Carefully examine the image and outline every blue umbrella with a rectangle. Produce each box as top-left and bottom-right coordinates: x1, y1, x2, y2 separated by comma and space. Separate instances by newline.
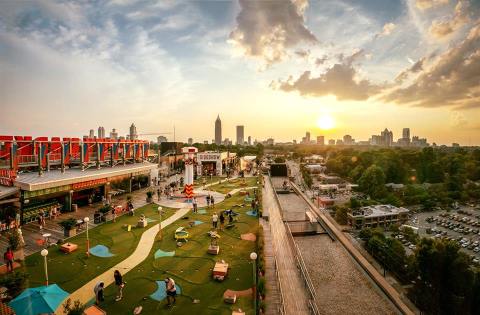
9, 284, 69, 315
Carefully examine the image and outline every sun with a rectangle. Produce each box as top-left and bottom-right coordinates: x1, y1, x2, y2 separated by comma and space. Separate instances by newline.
316, 114, 335, 130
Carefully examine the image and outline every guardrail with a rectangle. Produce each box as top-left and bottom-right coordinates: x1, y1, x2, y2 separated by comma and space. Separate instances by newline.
285, 223, 320, 315
274, 257, 286, 315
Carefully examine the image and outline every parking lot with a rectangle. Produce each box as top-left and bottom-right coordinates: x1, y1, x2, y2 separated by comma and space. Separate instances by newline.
404, 206, 480, 264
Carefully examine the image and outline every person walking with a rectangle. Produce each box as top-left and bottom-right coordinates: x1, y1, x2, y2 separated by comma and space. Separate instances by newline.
94, 282, 105, 305
210, 195, 215, 209
111, 207, 116, 223
165, 277, 177, 307
206, 195, 210, 208
4, 247, 14, 273
114, 270, 125, 301
219, 212, 225, 231
192, 197, 198, 213
212, 212, 218, 229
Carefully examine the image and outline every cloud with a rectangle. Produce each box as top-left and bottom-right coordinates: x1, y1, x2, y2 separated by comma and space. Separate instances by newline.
272, 59, 383, 101
450, 111, 468, 127
428, 0, 470, 39
395, 57, 426, 83
383, 22, 480, 109
376, 22, 396, 37
315, 55, 328, 66
295, 49, 310, 59
228, 0, 317, 66
415, 0, 449, 10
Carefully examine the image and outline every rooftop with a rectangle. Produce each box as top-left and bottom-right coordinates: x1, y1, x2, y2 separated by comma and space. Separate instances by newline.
351, 204, 409, 218
14, 162, 157, 191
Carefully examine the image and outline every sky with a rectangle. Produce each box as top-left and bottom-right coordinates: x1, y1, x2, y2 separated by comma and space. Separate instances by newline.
0, 0, 479, 145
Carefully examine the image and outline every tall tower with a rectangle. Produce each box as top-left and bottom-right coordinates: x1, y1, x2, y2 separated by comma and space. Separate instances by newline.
215, 115, 222, 145
98, 126, 105, 139
236, 125, 244, 145
402, 128, 410, 140
129, 123, 138, 140
89, 129, 95, 138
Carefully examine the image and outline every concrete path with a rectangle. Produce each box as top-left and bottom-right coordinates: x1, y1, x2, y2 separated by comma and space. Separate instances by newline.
262, 176, 310, 315
55, 207, 190, 313
227, 186, 258, 196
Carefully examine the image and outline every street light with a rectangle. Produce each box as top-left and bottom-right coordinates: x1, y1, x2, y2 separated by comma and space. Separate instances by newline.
40, 249, 49, 286
84, 217, 90, 257
250, 252, 258, 313
157, 207, 163, 240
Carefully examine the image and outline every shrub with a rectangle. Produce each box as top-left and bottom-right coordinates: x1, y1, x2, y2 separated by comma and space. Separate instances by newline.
257, 277, 266, 297
7, 230, 21, 250
59, 218, 77, 231
146, 191, 153, 198
0, 271, 29, 297
98, 205, 111, 214
62, 298, 86, 315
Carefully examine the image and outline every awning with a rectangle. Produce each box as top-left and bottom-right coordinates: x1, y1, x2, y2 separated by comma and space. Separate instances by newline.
0, 185, 19, 200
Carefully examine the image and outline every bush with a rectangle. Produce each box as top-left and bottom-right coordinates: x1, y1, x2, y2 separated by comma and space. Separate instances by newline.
257, 277, 266, 297
7, 230, 21, 250
146, 191, 153, 198
98, 205, 111, 214
62, 298, 86, 315
58, 218, 77, 231
0, 271, 29, 297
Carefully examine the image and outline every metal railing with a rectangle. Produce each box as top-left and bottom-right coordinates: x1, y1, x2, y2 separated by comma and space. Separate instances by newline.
274, 257, 287, 315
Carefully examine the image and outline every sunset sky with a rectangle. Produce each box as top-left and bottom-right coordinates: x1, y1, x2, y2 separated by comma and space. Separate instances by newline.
1, 0, 479, 145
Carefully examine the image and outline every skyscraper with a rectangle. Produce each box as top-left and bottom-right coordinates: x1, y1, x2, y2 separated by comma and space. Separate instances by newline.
381, 128, 393, 146
317, 136, 325, 145
215, 115, 222, 145
188, 138, 193, 145
236, 125, 244, 145
306, 131, 311, 143
110, 128, 118, 140
89, 129, 95, 138
248, 136, 252, 146
98, 126, 105, 139
129, 123, 138, 140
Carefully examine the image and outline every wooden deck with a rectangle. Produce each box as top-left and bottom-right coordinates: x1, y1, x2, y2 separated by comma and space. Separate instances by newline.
260, 219, 282, 315
262, 176, 310, 315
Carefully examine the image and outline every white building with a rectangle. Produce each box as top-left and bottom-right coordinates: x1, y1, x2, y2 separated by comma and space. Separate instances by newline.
196, 151, 237, 176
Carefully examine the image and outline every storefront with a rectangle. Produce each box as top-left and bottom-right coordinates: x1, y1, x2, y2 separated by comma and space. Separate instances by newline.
14, 162, 158, 224
196, 152, 237, 176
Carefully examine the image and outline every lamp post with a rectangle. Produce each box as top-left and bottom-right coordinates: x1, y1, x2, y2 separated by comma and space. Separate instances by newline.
157, 207, 163, 240
250, 252, 258, 314
84, 217, 90, 257
40, 249, 49, 286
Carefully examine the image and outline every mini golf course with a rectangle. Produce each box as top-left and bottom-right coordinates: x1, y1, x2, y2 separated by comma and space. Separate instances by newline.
100, 185, 260, 315
23, 204, 176, 293
208, 177, 258, 194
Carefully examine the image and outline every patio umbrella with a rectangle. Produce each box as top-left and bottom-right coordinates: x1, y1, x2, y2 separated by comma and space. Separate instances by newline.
9, 284, 69, 315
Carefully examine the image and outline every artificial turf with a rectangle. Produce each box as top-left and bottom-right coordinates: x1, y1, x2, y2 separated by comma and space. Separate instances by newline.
208, 177, 258, 194
100, 186, 260, 315
22, 204, 176, 293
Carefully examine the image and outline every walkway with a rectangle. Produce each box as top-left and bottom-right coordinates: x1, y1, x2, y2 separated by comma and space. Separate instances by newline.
262, 176, 310, 315
260, 219, 282, 315
55, 207, 190, 313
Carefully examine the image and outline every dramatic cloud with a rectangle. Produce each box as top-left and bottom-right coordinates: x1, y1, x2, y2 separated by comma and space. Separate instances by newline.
315, 55, 328, 66
229, 0, 317, 66
395, 57, 426, 83
429, 0, 470, 39
376, 22, 397, 37
416, 0, 449, 10
383, 22, 480, 108
272, 61, 383, 101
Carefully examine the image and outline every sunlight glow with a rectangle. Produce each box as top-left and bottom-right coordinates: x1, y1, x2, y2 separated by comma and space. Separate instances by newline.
317, 114, 335, 130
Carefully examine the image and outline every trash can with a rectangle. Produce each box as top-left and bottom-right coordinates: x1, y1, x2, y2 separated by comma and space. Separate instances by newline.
72, 204, 78, 212
94, 213, 102, 224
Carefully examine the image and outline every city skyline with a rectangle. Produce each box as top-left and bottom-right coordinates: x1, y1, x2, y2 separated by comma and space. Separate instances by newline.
1, 1, 479, 146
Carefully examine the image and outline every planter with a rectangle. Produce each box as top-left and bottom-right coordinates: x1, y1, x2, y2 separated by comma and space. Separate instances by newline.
13, 248, 25, 261
64, 228, 76, 238
146, 197, 153, 203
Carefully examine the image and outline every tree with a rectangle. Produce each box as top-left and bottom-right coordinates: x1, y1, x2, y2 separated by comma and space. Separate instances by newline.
334, 206, 349, 225
358, 165, 387, 199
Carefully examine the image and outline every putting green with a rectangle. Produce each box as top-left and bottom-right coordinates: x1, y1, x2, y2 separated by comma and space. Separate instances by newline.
100, 182, 260, 315
23, 204, 176, 293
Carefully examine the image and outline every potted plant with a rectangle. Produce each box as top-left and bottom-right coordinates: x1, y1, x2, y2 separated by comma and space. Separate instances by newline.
7, 229, 25, 261
62, 298, 85, 315
0, 271, 29, 298
59, 218, 77, 237
146, 191, 153, 203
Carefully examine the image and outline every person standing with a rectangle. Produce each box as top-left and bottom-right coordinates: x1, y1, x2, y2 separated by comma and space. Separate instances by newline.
157, 188, 161, 201
165, 277, 177, 306
114, 270, 124, 301
4, 248, 14, 273
111, 207, 116, 223
210, 195, 215, 209
212, 212, 218, 229
192, 197, 198, 213
219, 212, 225, 231
206, 195, 210, 208
94, 282, 105, 305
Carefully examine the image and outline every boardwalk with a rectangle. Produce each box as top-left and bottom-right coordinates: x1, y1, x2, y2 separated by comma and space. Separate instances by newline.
260, 219, 282, 315
262, 176, 310, 315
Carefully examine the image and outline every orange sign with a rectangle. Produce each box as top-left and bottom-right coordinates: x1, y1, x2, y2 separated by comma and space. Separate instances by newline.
0, 169, 16, 186
72, 178, 107, 190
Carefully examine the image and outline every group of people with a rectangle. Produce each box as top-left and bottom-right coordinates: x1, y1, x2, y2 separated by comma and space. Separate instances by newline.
94, 270, 125, 305
1, 212, 20, 232
211, 210, 234, 230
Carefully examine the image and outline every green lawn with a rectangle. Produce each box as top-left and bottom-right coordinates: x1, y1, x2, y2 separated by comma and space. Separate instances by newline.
100, 191, 259, 315
208, 177, 258, 194
23, 204, 176, 293
194, 176, 224, 187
